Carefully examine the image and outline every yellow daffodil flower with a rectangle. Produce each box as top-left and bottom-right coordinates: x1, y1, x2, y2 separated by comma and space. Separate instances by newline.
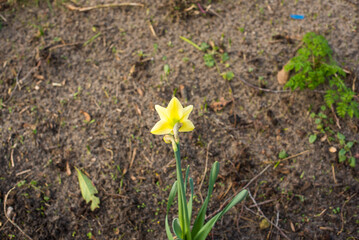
151, 97, 194, 135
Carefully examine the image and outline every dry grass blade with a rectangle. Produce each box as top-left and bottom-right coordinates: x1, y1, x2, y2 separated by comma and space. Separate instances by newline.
198, 141, 212, 203
65, 3, 144, 12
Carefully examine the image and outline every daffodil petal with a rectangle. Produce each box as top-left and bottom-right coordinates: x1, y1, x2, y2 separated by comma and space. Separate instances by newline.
151, 120, 173, 135
155, 105, 169, 121
180, 105, 193, 121
167, 97, 183, 121
179, 119, 195, 132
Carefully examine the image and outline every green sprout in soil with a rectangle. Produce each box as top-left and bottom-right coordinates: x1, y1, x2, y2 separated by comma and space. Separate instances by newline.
337, 133, 356, 167
309, 106, 356, 167
151, 97, 248, 240
278, 150, 288, 159
180, 36, 235, 82
284, 32, 359, 118
309, 105, 334, 143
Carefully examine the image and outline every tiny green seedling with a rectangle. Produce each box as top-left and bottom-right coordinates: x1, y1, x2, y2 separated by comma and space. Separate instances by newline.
221, 71, 234, 81
164, 64, 171, 76
309, 107, 356, 167
309, 106, 335, 143
285, 32, 359, 118
336, 133, 356, 167
180, 36, 235, 82
278, 150, 288, 159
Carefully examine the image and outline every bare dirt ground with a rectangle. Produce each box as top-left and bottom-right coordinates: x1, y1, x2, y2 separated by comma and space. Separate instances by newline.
0, 0, 359, 239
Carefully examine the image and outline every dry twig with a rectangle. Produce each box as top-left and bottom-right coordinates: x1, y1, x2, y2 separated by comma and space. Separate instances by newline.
238, 76, 290, 93
148, 21, 157, 38
0, 13, 6, 22
246, 191, 290, 240
330, 105, 341, 129
198, 141, 212, 203
337, 193, 357, 235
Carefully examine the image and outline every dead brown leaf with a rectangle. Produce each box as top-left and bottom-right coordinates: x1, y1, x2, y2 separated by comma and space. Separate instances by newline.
179, 84, 188, 100
290, 221, 296, 232
137, 88, 144, 97
135, 105, 141, 115
66, 161, 72, 176
210, 97, 232, 112
80, 110, 91, 122
129, 65, 135, 77
34, 74, 45, 80
23, 123, 36, 130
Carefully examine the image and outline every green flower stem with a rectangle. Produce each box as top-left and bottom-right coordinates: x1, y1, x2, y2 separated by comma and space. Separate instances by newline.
174, 143, 191, 240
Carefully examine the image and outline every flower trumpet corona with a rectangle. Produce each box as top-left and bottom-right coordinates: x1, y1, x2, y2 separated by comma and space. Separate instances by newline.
150, 97, 194, 136
151, 97, 248, 240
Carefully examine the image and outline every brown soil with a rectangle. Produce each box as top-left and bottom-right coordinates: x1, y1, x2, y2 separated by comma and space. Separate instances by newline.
1, 0, 359, 239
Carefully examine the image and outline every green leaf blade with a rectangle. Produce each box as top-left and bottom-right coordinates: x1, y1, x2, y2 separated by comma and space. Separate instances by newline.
75, 167, 100, 211
191, 162, 220, 237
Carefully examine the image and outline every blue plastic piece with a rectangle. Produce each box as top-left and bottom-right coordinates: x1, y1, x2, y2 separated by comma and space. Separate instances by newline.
290, 14, 305, 20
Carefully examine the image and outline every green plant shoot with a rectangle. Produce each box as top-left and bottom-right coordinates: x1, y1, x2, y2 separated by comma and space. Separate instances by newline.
151, 97, 248, 240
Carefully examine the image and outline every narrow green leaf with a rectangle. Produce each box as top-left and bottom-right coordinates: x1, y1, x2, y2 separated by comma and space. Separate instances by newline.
167, 181, 178, 213
172, 218, 183, 239
187, 178, 194, 222
75, 167, 100, 211
193, 190, 248, 240
192, 162, 220, 237
180, 36, 202, 51
165, 215, 175, 240
273, 160, 281, 169
184, 166, 190, 193
83, 32, 101, 47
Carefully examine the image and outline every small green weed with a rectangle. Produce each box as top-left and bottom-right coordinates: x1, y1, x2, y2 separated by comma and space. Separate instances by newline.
278, 150, 288, 159
285, 32, 359, 118
337, 133, 356, 167
180, 36, 235, 82
309, 106, 356, 167
309, 105, 334, 143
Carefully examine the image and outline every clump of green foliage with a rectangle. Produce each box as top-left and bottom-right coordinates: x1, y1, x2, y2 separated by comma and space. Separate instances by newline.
284, 32, 359, 118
